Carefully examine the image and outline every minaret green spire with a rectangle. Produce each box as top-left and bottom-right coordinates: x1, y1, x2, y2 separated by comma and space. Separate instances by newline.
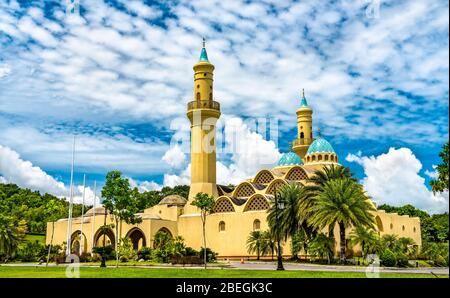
300, 88, 308, 107
199, 37, 209, 62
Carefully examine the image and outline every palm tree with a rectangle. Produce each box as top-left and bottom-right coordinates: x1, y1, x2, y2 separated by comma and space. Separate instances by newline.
308, 233, 335, 264
398, 237, 416, 257
349, 226, 380, 262
267, 183, 309, 241
153, 230, 172, 250
381, 234, 400, 252
305, 165, 356, 238
246, 231, 265, 260
309, 178, 376, 263
0, 215, 27, 262
262, 230, 276, 260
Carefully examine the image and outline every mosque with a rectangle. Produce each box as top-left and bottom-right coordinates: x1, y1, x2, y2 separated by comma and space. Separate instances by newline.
47, 43, 421, 259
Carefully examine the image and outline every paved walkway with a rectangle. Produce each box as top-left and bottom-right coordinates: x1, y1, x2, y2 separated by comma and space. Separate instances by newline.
228, 261, 449, 275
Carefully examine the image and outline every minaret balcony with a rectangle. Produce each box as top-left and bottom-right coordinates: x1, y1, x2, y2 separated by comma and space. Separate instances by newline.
292, 138, 313, 146
187, 100, 220, 112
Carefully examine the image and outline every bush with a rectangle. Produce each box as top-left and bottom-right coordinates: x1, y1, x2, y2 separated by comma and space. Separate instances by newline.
137, 247, 152, 260
18, 241, 46, 262
184, 247, 199, 256
92, 245, 115, 260
380, 249, 396, 267
152, 248, 170, 263
434, 255, 447, 267
396, 252, 409, 267
79, 252, 92, 262
199, 247, 218, 262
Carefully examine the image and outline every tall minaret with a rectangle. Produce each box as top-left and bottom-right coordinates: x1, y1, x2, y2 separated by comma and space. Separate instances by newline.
185, 39, 221, 213
292, 89, 313, 159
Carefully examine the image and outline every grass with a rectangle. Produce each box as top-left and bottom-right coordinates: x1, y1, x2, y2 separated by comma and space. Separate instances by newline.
0, 266, 446, 278
21, 234, 46, 246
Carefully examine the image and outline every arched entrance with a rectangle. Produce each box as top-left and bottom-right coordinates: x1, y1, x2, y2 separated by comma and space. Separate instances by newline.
94, 228, 116, 248
71, 231, 87, 255
153, 227, 173, 249
126, 228, 146, 250
375, 216, 384, 234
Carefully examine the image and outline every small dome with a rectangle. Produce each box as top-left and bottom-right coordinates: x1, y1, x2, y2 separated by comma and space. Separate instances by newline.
307, 137, 335, 154
158, 195, 187, 206
277, 152, 303, 166
84, 206, 108, 216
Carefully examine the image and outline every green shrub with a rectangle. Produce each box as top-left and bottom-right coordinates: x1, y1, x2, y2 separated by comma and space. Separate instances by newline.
92, 245, 115, 260
137, 247, 152, 260
152, 248, 170, 263
380, 249, 396, 267
18, 241, 46, 262
396, 252, 409, 267
199, 247, 218, 262
434, 255, 447, 267
184, 247, 199, 256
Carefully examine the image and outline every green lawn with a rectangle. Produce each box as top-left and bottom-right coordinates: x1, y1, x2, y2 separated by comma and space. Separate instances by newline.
22, 234, 46, 245
0, 266, 445, 278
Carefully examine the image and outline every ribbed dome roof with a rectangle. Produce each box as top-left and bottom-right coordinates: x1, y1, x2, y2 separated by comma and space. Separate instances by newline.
306, 137, 335, 154
277, 151, 303, 166
158, 195, 187, 206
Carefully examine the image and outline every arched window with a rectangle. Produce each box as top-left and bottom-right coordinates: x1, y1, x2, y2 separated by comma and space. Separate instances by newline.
196, 92, 201, 100
390, 223, 393, 230
253, 219, 261, 231
325, 155, 329, 161
197, 84, 200, 89
318, 155, 323, 161
209, 93, 212, 100
312, 155, 316, 161
413, 227, 416, 233
300, 132, 304, 139
219, 221, 225, 232
375, 216, 383, 232
402, 225, 405, 231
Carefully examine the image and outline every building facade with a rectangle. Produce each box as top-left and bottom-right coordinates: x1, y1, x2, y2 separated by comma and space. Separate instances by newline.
47, 44, 421, 259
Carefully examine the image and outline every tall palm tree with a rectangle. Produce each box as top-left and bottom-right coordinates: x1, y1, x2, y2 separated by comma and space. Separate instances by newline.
267, 183, 309, 241
309, 178, 376, 262
246, 231, 265, 260
398, 237, 416, 257
0, 215, 27, 262
381, 234, 400, 252
349, 226, 380, 262
305, 165, 356, 238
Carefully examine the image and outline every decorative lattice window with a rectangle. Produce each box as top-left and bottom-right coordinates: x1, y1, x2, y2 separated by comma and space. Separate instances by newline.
244, 196, 270, 211
253, 219, 261, 230
234, 183, 256, 197
266, 181, 286, 195
254, 170, 274, 184
214, 199, 235, 213
286, 168, 308, 181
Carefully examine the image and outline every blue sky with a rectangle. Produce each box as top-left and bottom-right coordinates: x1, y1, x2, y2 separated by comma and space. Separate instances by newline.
0, 0, 448, 212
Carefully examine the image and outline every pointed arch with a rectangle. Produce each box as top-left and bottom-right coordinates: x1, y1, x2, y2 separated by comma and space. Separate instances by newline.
94, 227, 115, 248
126, 227, 147, 250
70, 230, 87, 254
284, 166, 309, 181
233, 182, 257, 197
213, 197, 235, 213
265, 179, 288, 195
243, 194, 270, 212
253, 169, 275, 184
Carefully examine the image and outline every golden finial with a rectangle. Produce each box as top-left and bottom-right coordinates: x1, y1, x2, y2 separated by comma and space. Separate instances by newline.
302, 88, 305, 99
202, 37, 206, 48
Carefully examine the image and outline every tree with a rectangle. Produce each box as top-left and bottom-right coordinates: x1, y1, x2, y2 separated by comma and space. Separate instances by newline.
349, 226, 380, 261
262, 230, 276, 260
45, 199, 65, 266
430, 142, 449, 193
0, 215, 27, 262
267, 183, 311, 242
308, 233, 335, 264
381, 234, 400, 252
101, 170, 141, 267
309, 178, 376, 263
153, 230, 172, 250
398, 237, 416, 257
246, 231, 265, 260
190, 192, 215, 269
305, 164, 356, 253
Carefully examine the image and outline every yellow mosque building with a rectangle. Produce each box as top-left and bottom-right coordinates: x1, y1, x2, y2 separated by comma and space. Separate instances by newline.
47, 43, 421, 259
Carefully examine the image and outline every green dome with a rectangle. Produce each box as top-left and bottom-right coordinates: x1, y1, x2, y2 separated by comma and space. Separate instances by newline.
278, 152, 303, 166
306, 137, 335, 154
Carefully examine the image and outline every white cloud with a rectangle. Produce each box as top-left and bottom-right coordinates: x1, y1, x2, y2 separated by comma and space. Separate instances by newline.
346, 147, 449, 214
424, 165, 439, 179
162, 144, 186, 169
128, 177, 162, 192
0, 144, 67, 196
162, 116, 281, 186
0, 64, 10, 79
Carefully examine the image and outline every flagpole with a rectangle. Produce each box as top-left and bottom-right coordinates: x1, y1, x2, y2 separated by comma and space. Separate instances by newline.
91, 180, 97, 254
79, 174, 86, 257
66, 135, 76, 256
